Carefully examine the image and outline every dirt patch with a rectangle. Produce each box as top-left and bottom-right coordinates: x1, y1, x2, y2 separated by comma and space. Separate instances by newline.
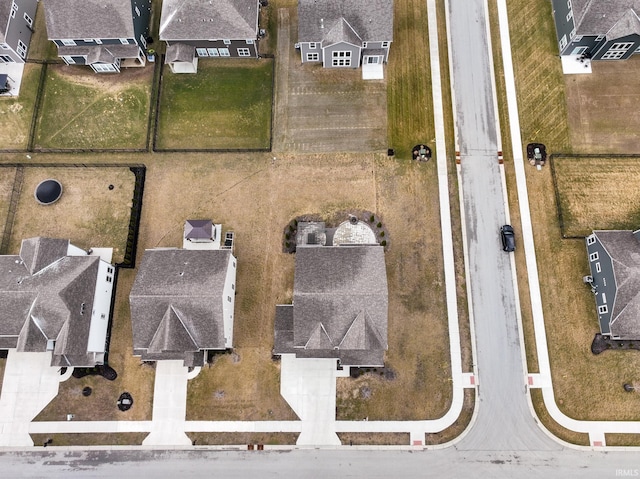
565, 56, 640, 154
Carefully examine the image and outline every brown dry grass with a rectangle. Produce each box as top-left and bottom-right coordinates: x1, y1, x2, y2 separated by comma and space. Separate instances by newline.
565, 57, 640, 154
0, 166, 17, 248
605, 433, 640, 447
30, 433, 147, 447
337, 433, 410, 446
187, 432, 299, 446
553, 156, 640, 237
529, 390, 590, 446
0, 63, 41, 149
35, 269, 155, 422
7, 166, 136, 263
425, 389, 475, 445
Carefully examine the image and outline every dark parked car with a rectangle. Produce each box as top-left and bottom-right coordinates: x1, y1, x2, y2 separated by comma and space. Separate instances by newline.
500, 224, 515, 252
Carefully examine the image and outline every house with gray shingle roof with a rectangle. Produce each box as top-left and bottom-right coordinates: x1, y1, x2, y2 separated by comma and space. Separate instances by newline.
0, 0, 37, 64
0, 237, 116, 367
585, 230, 640, 339
129, 221, 237, 367
42, 0, 151, 73
274, 245, 388, 366
552, 0, 640, 60
159, 0, 260, 74
297, 0, 393, 76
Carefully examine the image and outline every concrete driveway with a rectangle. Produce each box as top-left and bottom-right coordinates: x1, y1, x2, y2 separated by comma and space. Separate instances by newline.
0, 350, 62, 447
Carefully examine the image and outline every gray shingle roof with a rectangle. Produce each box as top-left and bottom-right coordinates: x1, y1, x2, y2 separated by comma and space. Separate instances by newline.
0, 237, 102, 367
573, 0, 640, 36
166, 43, 196, 62
0, 0, 11, 43
274, 245, 388, 366
43, 0, 135, 40
130, 248, 232, 364
185, 219, 213, 240
159, 0, 259, 41
57, 44, 141, 62
592, 230, 640, 339
298, 0, 393, 44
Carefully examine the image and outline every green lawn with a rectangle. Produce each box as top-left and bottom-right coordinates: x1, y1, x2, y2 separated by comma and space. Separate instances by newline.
386, 0, 435, 160
156, 59, 273, 150
35, 66, 151, 150
0, 64, 41, 149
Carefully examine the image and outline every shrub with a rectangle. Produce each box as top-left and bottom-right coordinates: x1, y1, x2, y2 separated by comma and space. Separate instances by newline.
381, 240, 387, 246
377, 222, 382, 228
370, 215, 375, 222
380, 231, 385, 237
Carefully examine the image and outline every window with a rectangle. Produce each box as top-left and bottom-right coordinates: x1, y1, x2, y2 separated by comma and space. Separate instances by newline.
569, 27, 576, 39
24, 12, 33, 27
601, 42, 634, 59
106, 275, 112, 282
16, 39, 26, 58
601, 293, 607, 304
140, 34, 147, 48
595, 262, 601, 273
119, 38, 129, 45
0, 43, 8, 49
107, 267, 114, 274
559, 34, 567, 51
62, 55, 75, 64
233, 261, 236, 267
309, 42, 317, 49
567, 0, 571, 8
135, 5, 140, 16
223, 39, 231, 45
237, 48, 251, 56
61, 39, 76, 46
219, 48, 230, 56
96, 38, 102, 44
246, 39, 254, 44
381, 41, 389, 48
231, 284, 235, 290
595, 35, 604, 42
101, 313, 106, 319
572, 35, 582, 43
94, 63, 117, 72
603, 278, 607, 286
83, 38, 94, 43
0, 55, 13, 63
566, 10, 573, 21
362, 42, 368, 48
598, 305, 608, 314
331, 50, 351, 67
10, 2, 17, 18
306, 52, 319, 61
589, 252, 599, 261
207, 48, 219, 56
196, 48, 208, 57
587, 235, 596, 245
227, 296, 232, 302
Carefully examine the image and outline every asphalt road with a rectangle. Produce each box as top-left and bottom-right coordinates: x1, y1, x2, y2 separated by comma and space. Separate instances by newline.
0, 448, 638, 478
447, 0, 556, 452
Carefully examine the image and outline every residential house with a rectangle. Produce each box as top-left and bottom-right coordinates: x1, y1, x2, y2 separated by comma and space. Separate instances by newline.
275, 220, 388, 366
585, 230, 640, 339
0, 0, 37, 64
0, 237, 116, 367
42, 0, 151, 73
552, 0, 640, 60
129, 220, 236, 367
297, 0, 393, 73
159, 0, 260, 74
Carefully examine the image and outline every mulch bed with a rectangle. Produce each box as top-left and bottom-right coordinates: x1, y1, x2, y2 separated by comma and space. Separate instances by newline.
72, 364, 118, 381
591, 333, 640, 355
